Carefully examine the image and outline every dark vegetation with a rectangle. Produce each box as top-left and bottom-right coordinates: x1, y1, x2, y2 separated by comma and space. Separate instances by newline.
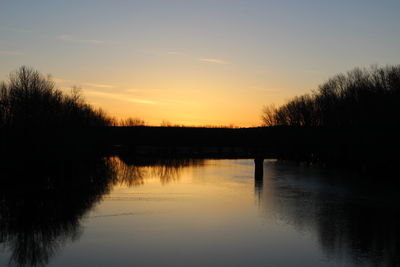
0, 66, 112, 129
261, 65, 400, 171
262, 65, 400, 127
0, 66, 114, 157
1, 65, 399, 172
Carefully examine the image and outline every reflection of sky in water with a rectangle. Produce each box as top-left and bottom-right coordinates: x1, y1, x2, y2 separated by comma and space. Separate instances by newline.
1, 159, 398, 267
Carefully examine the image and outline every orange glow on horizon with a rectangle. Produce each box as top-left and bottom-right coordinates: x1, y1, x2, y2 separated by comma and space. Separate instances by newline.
56, 69, 305, 127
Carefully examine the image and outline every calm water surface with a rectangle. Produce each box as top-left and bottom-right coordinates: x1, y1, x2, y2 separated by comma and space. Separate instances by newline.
1, 158, 399, 267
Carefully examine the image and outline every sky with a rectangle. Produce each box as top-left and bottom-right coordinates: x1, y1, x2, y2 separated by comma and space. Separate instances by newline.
1, 0, 400, 126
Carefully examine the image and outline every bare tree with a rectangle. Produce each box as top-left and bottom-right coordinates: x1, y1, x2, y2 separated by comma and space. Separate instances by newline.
261, 65, 400, 128
262, 104, 278, 126
0, 66, 113, 128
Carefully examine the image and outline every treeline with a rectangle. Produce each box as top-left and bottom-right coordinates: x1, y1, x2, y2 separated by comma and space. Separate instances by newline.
263, 65, 400, 128
261, 65, 400, 171
0, 66, 113, 129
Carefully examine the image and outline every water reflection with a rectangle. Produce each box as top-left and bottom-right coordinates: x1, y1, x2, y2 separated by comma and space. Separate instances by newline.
0, 158, 116, 267
2, 158, 399, 267
254, 158, 264, 199
0, 156, 202, 266
254, 162, 400, 267
115, 156, 204, 186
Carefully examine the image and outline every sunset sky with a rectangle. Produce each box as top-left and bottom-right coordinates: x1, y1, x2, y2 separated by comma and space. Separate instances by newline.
1, 0, 400, 126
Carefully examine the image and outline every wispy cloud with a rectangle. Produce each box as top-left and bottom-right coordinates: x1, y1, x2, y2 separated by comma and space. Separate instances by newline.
58, 35, 74, 41
167, 51, 188, 56
199, 58, 227, 64
58, 34, 105, 44
53, 77, 70, 83
0, 50, 23, 56
138, 49, 228, 65
83, 82, 114, 88
84, 90, 158, 105
125, 88, 166, 93
126, 98, 158, 105
53, 77, 114, 89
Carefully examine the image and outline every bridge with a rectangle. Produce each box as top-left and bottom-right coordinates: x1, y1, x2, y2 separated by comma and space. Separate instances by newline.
104, 126, 316, 159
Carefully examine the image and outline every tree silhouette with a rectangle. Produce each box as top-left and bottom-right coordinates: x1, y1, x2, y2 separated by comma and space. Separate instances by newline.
262, 65, 400, 128
0, 66, 113, 129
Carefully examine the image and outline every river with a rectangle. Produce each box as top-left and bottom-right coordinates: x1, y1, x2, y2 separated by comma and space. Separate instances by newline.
0, 158, 398, 267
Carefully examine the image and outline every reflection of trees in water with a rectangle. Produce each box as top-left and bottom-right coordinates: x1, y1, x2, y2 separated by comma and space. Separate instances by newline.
0, 157, 117, 267
316, 201, 399, 267
114, 156, 204, 186
111, 157, 146, 187
0, 156, 203, 266
256, 163, 400, 267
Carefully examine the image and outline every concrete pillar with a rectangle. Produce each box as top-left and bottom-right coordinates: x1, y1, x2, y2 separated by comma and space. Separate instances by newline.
254, 157, 264, 191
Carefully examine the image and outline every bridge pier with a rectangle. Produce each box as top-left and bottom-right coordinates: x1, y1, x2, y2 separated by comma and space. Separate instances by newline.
254, 157, 264, 191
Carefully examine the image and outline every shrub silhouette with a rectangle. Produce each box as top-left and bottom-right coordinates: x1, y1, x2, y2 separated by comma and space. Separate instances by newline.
262, 65, 400, 128
0, 66, 113, 129
119, 117, 146, 126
